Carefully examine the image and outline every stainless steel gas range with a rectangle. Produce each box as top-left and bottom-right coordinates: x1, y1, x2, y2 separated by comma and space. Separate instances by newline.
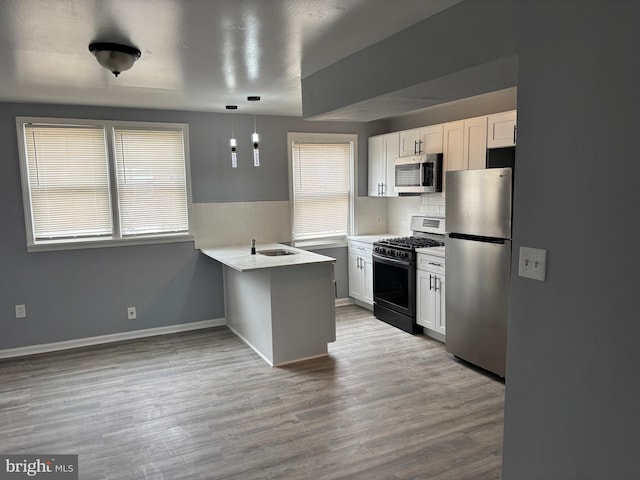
372, 216, 446, 333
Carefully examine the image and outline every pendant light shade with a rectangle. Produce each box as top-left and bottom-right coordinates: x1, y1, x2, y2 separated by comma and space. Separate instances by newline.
248, 96, 261, 167
226, 105, 238, 168
251, 132, 260, 167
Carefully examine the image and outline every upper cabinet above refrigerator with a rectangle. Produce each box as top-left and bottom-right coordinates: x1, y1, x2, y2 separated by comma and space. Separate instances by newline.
443, 116, 488, 173
487, 110, 517, 148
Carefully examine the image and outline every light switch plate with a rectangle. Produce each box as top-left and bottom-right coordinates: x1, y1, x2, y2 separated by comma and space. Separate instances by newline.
15, 304, 26, 319
518, 246, 547, 281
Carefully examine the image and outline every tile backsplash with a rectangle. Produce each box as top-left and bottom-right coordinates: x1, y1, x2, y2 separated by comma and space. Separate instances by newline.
192, 201, 291, 248
387, 193, 446, 235
192, 193, 445, 248
354, 196, 388, 235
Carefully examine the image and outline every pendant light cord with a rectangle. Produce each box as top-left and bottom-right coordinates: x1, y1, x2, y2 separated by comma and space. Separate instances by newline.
253, 101, 257, 133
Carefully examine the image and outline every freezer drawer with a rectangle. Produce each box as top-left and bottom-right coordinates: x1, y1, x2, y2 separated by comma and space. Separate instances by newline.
445, 235, 511, 377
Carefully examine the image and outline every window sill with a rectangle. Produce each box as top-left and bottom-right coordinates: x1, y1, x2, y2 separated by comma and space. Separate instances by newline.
293, 239, 348, 251
27, 234, 195, 252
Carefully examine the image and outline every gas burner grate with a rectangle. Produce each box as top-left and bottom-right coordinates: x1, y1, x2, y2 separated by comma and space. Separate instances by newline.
376, 236, 444, 249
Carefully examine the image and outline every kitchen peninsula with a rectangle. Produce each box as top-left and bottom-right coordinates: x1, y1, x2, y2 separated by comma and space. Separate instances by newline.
201, 243, 336, 366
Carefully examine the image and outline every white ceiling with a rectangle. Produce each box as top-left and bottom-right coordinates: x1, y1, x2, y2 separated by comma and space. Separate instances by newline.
0, 0, 462, 117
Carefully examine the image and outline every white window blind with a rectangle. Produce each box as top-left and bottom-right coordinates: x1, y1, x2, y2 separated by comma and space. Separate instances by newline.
291, 141, 351, 242
17, 117, 191, 250
114, 128, 189, 236
23, 124, 112, 240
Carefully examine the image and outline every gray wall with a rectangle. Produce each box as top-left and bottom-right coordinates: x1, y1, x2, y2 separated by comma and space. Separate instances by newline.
0, 102, 381, 350
303, 0, 640, 478
504, 2, 640, 478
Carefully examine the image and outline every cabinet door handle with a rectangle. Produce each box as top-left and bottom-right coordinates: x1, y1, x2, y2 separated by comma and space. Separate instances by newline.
418, 139, 423, 154
414, 140, 418, 155
434, 276, 440, 292
428, 262, 442, 267
382, 183, 386, 195
514, 125, 517, 144
378, 183, 382, 196
357, 257, 360, 269
429, 274, 433, 291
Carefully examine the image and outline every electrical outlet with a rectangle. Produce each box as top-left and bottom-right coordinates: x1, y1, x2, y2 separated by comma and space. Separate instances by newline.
15, 304, 26, 319
127, 307, 137, 320
518, 246, 547, 281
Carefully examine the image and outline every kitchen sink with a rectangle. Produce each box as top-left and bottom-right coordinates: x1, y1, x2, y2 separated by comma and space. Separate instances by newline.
257, 249, 297, 256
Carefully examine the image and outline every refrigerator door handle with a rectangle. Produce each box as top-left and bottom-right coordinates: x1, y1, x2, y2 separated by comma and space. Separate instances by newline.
448, 232, 507, 244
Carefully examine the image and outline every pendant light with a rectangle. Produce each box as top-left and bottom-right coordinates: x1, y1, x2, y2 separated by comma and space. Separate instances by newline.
226, 105, 238, 168
248, 96, 261, 167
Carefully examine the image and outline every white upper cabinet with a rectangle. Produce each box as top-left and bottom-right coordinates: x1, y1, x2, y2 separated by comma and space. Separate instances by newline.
464, 116, 488, 170
399, 128, 421, 157
420, 124, 444, 154
368, 135, 383, 197
443, 120, 465, 172
368, 132, 399, 197
487, 110, 517, 148
399, 125, 444, 156
444, 117, 488, 174
370, 109, 515, 194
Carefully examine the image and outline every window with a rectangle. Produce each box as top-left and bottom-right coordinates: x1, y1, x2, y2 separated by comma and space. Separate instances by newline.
16, 117, 192, 251
288, 133, 356, 246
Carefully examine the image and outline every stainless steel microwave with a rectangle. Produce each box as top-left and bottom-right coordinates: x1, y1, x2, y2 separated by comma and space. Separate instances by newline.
394, 154, 443, 194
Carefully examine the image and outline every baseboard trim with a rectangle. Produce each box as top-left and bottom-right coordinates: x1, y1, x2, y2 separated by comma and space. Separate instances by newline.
335, 297, 354, 307
2, 300, 352, 360
0, 318, 226, 360
227, 324, 274, 366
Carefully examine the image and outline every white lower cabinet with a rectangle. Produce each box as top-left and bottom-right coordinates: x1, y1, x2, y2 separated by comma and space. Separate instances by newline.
348, 241, 374, 307
416, 252, 446, 337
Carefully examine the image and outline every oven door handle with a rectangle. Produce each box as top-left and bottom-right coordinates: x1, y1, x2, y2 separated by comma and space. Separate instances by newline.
372, 253, 412, 267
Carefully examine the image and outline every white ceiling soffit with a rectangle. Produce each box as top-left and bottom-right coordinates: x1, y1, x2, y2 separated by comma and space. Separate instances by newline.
0, 0, 462, 117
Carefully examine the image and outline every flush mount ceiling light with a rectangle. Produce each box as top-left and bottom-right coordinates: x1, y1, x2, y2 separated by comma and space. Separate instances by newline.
88, 42, 141, 77
248, 96, 261, 167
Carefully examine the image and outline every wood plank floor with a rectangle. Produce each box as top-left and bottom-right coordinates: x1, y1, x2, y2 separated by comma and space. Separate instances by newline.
0, 305, 504, 479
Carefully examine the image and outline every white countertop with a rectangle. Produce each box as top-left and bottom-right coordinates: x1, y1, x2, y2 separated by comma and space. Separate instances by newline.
347, 234, 392, 244
201, 243, 336, 272
415, 245, 446, 258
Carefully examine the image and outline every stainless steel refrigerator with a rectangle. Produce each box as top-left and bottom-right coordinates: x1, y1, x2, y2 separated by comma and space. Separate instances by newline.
445, 167, 512, 377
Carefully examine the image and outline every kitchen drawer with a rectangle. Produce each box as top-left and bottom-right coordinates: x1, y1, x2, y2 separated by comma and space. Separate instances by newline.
417, 253, 445, 274
348, 240, 372, 256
